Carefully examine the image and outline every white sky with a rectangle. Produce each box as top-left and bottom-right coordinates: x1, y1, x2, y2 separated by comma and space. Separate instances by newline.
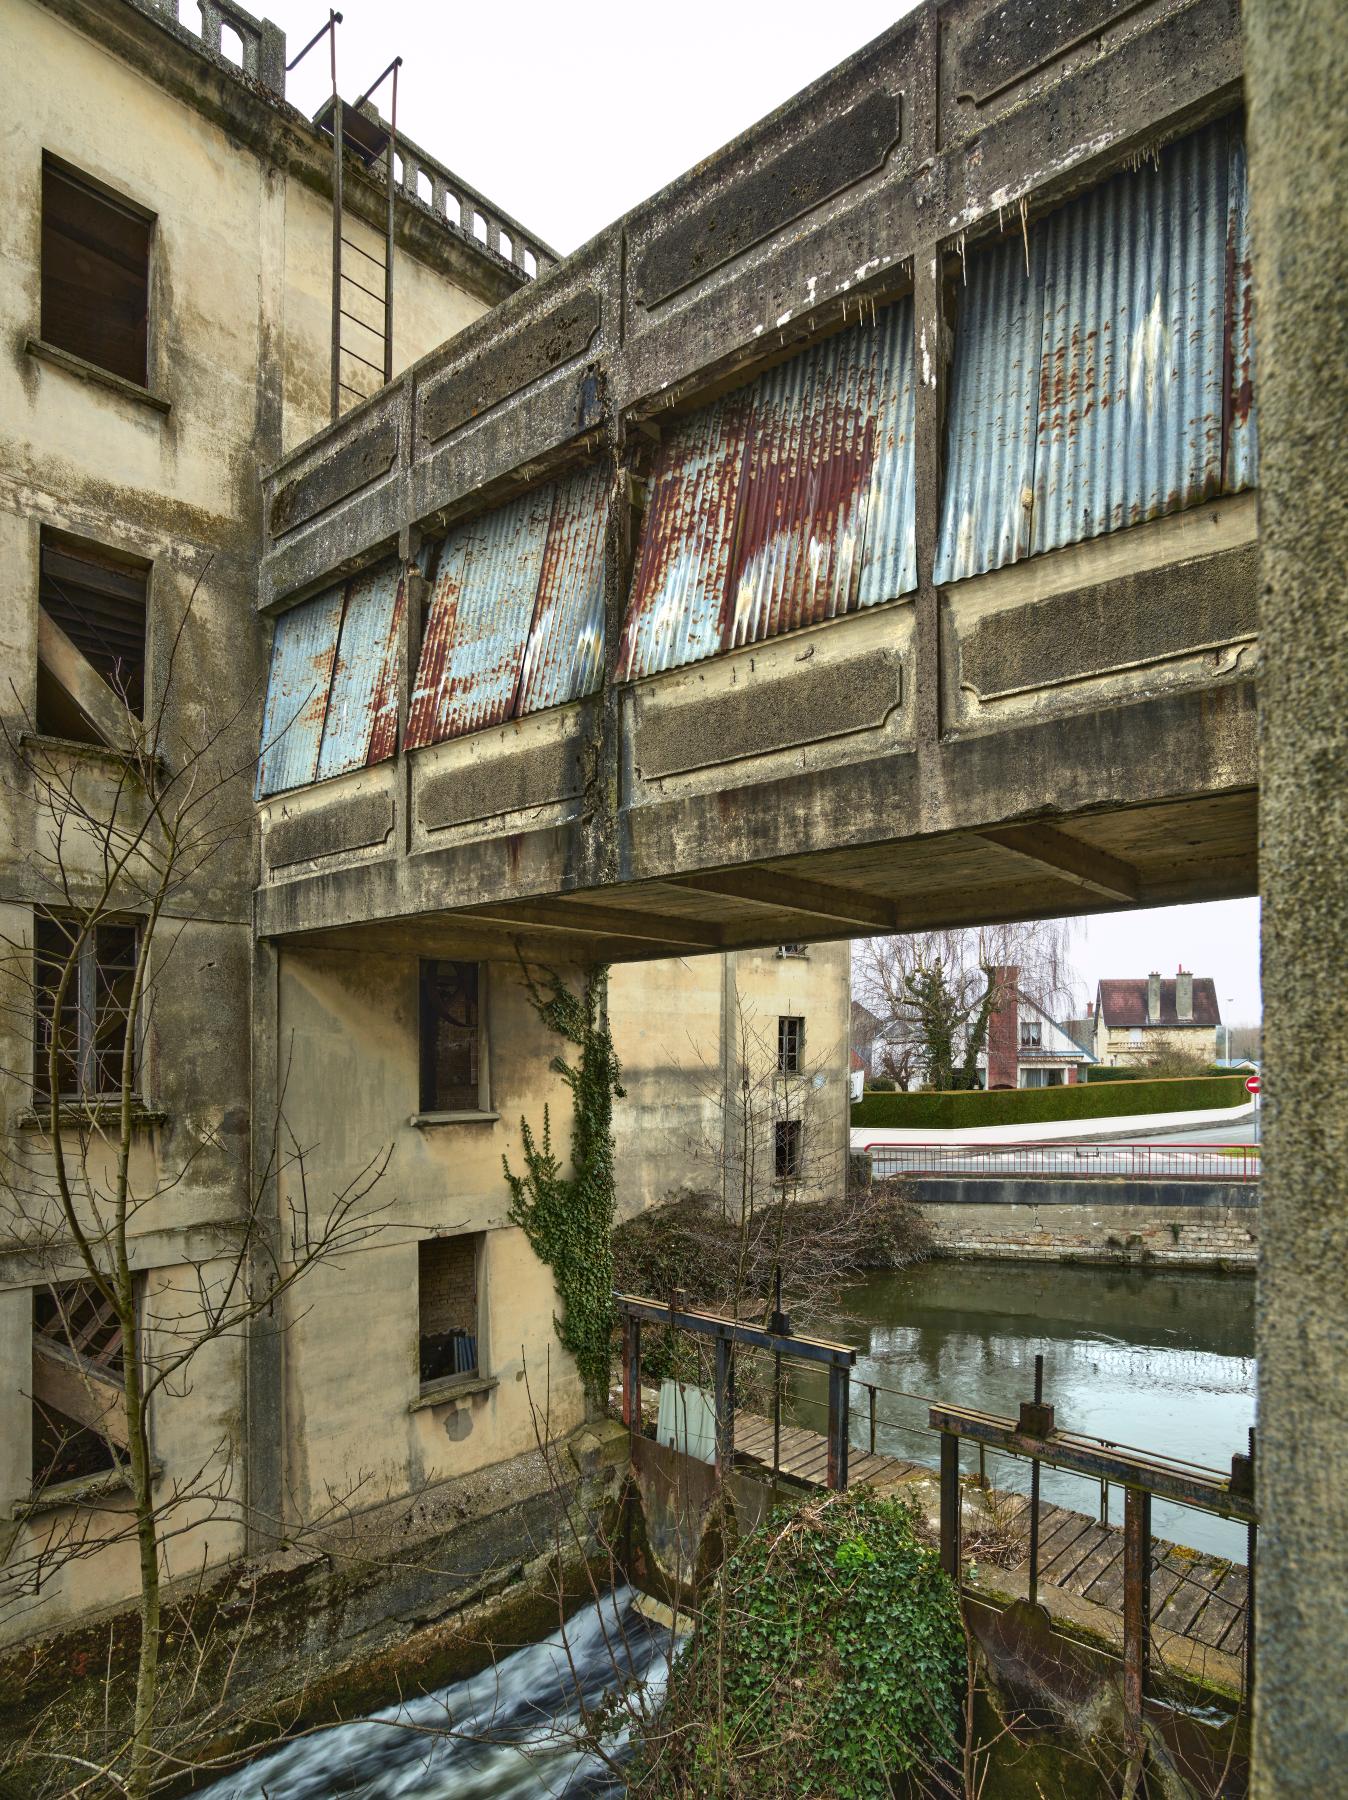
261, 0, 1263, 1024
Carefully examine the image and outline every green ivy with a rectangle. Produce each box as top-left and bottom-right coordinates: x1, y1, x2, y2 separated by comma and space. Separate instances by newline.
637, 1490, 964, 1797
503, 963, 624, 1409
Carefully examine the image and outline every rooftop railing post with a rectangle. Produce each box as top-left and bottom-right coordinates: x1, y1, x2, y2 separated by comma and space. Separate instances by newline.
827, 1362, 850, 1491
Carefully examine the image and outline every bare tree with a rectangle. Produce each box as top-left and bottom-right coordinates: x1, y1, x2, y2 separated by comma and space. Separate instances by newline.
853, 919, 1080, 1091
0, 585, 394, 1798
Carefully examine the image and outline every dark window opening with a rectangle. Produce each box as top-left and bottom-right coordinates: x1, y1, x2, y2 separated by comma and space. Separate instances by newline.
776, 943, 807, 959
419, 960, 482, 1113
34, 913, 139, 1102
778, 1014, 804, 1074
41, 158, 152, 386
418, 1236, 480, 1385
38, 533, 149, 732
31, 1280, 128, 1488
774, 1118, 802, 1181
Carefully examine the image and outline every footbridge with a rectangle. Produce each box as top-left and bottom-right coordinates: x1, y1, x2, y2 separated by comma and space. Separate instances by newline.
253, 0, 1255, 963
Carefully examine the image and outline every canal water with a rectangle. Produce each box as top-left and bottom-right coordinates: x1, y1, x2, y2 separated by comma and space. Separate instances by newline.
795, 1260, 1256, 1561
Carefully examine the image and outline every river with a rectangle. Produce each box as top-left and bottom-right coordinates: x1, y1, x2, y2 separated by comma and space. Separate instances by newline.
792, 1259, 1256, 1561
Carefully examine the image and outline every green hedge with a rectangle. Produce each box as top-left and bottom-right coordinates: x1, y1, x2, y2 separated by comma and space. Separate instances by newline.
851, 1074, 1249, 1131
1085, 1063, 1230, 1083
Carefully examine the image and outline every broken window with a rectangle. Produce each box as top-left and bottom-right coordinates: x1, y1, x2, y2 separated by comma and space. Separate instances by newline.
41, 156, 152, 386
776, 944, 807, 959
418, 1236, 481, 1386
774, 1118, 803, 1181
31, 1280, 129, 1489
418, 960, 484, 1114
37, 533, 149, 740
778, 1015, 804, 1075
34, 913, 139, 1103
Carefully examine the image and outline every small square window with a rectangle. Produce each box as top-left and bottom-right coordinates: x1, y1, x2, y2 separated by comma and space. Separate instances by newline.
774, 1118, 802, 1181
418, 960, 484, 1114
776, 943, 807, 959
31, 1279, 129, 1488
418, 1236, 481, 1386
778, 1015, 804, 1074
41, 157, 152, 386
34, 913, 140, 1102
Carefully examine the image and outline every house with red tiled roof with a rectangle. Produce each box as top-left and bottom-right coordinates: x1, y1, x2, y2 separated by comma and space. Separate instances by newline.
1092, 969, 1222, 1067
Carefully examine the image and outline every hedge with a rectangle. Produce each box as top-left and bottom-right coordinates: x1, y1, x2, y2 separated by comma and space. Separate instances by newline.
1085, 1063, 1230, 1083
851, 1074, 1249, 1131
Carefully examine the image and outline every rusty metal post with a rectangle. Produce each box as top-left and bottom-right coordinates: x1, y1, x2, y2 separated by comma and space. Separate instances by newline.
1123, 1485, 1152, 1730
1027, 1355, 1045, 1606
939, 1432, 962, 1581
330, 92, 343, 422
621, 1316, 641, 1440
714, 1332, 735, 1476
868, 1382, 877, 1458
772, 1351, 782, 1475
826, 1362, 850, 1491
1246, 1520, 1257, 1699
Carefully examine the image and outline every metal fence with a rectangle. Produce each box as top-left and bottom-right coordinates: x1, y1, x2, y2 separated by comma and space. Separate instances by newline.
862, 1139, 1260, 1182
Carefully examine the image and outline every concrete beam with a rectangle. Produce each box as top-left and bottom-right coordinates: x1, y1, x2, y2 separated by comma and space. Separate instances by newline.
673, 868, 897, 932
463, 897, 722, 950
973, 824, 1140, 903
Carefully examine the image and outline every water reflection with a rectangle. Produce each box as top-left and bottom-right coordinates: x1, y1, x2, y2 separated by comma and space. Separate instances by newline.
790, 1262, 1255, 1560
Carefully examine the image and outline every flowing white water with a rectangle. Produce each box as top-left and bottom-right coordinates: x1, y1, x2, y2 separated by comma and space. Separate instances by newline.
200, 1588, 672, 1799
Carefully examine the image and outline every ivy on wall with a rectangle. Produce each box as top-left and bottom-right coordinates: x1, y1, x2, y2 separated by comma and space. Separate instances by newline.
503, 962, 625, 1408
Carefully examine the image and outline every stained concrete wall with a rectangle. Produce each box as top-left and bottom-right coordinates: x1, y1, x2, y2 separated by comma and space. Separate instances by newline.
608, 942, 852, 1214
1244, 0, 1348, 1785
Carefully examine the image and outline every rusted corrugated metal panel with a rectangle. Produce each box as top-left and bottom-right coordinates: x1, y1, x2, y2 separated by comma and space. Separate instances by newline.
407, 488, 554, 748
365, 568, 408, 766
256, 584, 345, 798
1224, 130, 1258, 494
619, 299, 916, 681
936, 117, 1257, 583
517, 464, 608, 716
316, 558, 404, 782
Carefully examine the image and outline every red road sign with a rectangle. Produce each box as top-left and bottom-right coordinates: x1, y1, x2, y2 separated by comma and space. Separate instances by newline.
1246, 1075, 1261, 1095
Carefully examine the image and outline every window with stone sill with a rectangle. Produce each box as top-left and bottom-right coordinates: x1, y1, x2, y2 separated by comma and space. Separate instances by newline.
418, 959, 488, 1114
41, 156, 153, 388
33, 912, 140, 1103
418, 1234, 482, 1387
31, 1279, 131, 1490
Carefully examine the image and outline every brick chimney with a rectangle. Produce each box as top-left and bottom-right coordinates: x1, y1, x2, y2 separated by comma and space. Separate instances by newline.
1147, 971, 1161, 1022
986, 965, 1020, 1089
1176, 966, 1194, 1021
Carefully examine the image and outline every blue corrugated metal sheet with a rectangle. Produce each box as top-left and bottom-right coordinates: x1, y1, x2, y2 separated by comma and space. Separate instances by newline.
1224, 130, 1258, 494
257, 559, 406, 799
257, 584, 345, 798
618, 298, 916, 681
316, 561, 405, 781
517, 465, 608, 716
406, 465, 608, 750
936, 117, 1257, 584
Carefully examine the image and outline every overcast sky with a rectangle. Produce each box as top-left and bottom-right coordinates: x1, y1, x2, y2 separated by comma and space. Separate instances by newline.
260, 0, 1263, 1024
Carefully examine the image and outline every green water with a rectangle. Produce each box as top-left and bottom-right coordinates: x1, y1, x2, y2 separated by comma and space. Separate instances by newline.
794, 1260, 1256, 1561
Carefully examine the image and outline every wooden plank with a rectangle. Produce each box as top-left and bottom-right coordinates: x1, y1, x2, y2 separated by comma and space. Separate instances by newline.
1061, 1529, 1125, 1599
1153, 1554, 1220, 1637
1046, 1523, 1115, 1590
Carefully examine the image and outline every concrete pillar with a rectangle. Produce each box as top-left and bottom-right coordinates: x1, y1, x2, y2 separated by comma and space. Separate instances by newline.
1244, 1, 1348, 1789
0, 1285, 32, 1517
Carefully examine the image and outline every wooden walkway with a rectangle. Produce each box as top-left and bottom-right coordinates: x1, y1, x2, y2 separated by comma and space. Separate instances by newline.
733, 1412, 1250, 1674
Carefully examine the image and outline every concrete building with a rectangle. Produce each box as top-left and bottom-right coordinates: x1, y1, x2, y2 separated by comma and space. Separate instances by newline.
0, 0, 849, 1654
1092, 971, 1222, 1067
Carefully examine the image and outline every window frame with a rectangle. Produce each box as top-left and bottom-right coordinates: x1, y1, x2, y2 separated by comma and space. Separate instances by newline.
37, 527, 151, 736
33, 912, 142, 1104
30, 1277, 134, 1495
774, 1117, 803, 1183
777, 1014, 805, 1075
39, 152, 156, 390
416, 1233, 485, 1393
417, 959, 490, 1119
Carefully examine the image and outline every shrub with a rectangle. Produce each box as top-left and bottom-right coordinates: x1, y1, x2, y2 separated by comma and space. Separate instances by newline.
850, 1073, 1248, 1131
866, 1076, 897, 1092
635, 1491, 963, 1797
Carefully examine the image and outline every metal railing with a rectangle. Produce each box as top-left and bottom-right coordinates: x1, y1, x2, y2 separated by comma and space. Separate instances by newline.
863, 1139, 1260, 1182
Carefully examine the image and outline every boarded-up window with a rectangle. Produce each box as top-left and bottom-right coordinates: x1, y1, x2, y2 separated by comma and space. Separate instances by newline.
31, 1280, 128, 1488
34, 913, 139, 1101
41, 158, 152, 386
418, 1236, 480, 1384
38, 534, 149, 735
418, 961, 483, 1114
774, 1119, 803, 1181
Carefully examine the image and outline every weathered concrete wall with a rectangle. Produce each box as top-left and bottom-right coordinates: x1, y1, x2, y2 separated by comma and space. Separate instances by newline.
1245, 0, 1348, 1784
608, 942, 851, 1214
912, 1177, 1258, 1268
